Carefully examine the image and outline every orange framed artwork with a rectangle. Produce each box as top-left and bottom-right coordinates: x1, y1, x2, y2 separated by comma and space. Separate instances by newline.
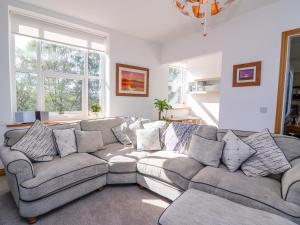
116, 63, 149, 97
232, 61, 261, 87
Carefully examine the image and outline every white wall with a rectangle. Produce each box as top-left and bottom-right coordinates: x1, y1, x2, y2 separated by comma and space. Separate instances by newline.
185, 52, 222, 126
161, 0, 300, 132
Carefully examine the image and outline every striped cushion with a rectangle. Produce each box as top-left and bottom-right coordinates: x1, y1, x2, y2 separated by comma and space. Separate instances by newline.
11, 120, 57, 162
241, 129, 291, 176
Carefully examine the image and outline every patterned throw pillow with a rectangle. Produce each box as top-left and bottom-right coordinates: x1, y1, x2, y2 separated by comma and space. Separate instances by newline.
53, 128, 77, 157
11, 120, 57, 162
112, 117, 138, 145
241, 129, 291, 177
188, 134, 225, 168
222, 130, 256, 172
136, 128, 162, 151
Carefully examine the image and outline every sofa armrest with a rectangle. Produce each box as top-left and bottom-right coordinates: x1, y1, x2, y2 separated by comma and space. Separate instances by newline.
0, 145, 34, 183
282, 158, 300, 205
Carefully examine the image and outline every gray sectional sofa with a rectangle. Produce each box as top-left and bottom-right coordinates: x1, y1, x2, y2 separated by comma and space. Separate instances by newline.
1, 117, 300, 224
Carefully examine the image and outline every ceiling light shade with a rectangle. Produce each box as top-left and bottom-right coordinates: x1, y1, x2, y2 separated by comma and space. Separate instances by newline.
175, 0, 235, 36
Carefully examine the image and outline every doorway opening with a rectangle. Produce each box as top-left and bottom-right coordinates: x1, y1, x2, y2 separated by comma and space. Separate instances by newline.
275, 28, 300, 137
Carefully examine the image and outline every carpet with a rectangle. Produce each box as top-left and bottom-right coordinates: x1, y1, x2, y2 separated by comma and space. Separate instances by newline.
0, 176, 170, 225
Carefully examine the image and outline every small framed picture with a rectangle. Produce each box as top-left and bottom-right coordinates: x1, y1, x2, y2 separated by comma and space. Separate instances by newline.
116, 63, 149, 97
232, 61, 261, 87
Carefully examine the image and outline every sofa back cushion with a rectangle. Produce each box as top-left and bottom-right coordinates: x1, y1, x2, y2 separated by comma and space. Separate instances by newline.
80, 117, 124, 145
4, 122, 81, 147
217, 129, 300, 162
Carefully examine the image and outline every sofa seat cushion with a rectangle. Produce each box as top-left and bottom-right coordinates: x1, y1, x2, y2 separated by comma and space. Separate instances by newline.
189, 165, 300, 219
137, 151, 203, 190
20, 153, 108, 201
92, 143, 149, 173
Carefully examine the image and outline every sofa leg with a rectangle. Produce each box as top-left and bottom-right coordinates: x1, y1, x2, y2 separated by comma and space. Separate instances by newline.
138, 184, 145, 189
26, 217, 37, 224
98, 186, 105, 192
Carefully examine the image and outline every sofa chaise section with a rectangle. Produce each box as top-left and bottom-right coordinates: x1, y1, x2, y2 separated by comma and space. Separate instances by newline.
189, 165, 300, 224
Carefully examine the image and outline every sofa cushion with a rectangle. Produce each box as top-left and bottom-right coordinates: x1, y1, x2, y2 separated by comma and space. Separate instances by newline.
189, 165, 300, 218
20, 153, 108, 201
92, 143, 149, 173
53, 128, 77, 157
80, 117, 124, 145
137, 151, 204, 190
159, 189, 297, 225
75, 130, 104, 153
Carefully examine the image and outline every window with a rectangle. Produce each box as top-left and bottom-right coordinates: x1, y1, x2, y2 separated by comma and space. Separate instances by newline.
10, 11, 107, 119
168, 66, 186, 105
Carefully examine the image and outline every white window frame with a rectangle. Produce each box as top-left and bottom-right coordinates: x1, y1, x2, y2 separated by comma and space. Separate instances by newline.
168, 65, 187, 106
9, 7, 109, 121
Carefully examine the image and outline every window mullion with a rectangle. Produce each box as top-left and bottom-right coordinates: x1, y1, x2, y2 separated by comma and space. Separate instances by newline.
36, 39, 44, 111
84, 50, 89, 119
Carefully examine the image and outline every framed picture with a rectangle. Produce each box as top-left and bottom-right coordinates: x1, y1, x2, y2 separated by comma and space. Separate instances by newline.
232, 61, 261, 87
116, 63, 149, 97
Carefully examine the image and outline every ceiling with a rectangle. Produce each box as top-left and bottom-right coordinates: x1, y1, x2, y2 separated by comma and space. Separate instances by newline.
19, 0, 279, 44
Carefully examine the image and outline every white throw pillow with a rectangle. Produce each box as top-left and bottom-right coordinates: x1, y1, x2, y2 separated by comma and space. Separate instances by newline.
136, 128, 162, 151
53, 128, 77, 157
222, 130, 256, 172
125, 120, 144, 147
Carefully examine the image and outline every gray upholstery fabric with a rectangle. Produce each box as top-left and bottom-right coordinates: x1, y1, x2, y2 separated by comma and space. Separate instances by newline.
195, 125, 218, 140
19, 175, 106, 218
241, 129, 291, 176
136, 128, 162, 151
188, 134, 224, 167
137, 174, 183, 201
282, 158, 300, 206
159, 189, 297, 225
53, 128, 77, 157
75, 130, 104, 153
11, 120, 57, 162
20, 153, 108, 201
137, 151, 203, 190
217, 129, 256, 141
0, 146, 34, 206
80, 117, 124, 145
92, 143, 149, 173
111, 122, 132, 145
222, 130, 256, 172
107, 172, 137, 184
189, 165, 300, 220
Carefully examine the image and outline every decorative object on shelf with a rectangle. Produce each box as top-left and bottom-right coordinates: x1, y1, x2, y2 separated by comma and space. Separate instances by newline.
154, 99, 172, 120
90, 103, 102, 118
188, 77, 220, 94
232, 61, 261, 87
116, 63, 149, 97
174, 0, 235, 36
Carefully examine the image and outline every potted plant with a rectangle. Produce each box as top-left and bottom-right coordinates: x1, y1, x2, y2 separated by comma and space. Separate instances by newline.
154, 99, 172, 120
90, 103, 102, 118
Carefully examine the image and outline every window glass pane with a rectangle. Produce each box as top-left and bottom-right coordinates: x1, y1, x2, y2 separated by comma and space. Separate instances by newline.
168, 67, 183, 105
88, 79, 101, 111
88, 51, 102, 77
41, 41, 84, 75
44, 77, 82, 115
16, 72, 37, 111
15, 35, 37, 70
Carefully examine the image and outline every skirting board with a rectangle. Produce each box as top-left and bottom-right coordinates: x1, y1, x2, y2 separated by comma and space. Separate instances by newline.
0, 169, 5, 176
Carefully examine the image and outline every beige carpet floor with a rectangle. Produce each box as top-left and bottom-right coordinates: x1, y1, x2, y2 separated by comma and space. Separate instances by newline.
0, 176, 170, 225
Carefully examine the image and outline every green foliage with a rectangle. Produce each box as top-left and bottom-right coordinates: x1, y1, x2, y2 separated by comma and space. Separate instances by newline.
154, 99, 172, 112
15, 35, 102, 113
90, 103, 101, 112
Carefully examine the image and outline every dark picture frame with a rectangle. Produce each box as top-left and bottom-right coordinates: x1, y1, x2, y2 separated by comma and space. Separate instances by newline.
232, 61, 261, 87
